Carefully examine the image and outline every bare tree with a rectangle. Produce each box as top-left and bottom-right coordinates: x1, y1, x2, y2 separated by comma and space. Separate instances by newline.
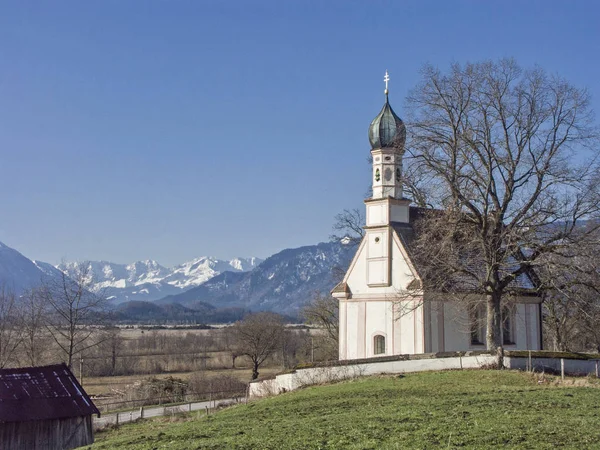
221, 328, 242, 369
20, 288, 47, 366
536, 229, 600, 351
40, 262, 109, 368
0, 287, 23, 368
302, 292, 338, 350
230, 312, 285, 380
330, 208, 365, 246
405, 59, 600, 351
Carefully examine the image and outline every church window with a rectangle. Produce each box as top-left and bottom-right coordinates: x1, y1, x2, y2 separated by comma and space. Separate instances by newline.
384, 156, 391, 161
374, 335, 386, 355
375, 168, 380, 182
396, 167, 401, 182
502, 307, 514, 345
470, 305, 485, 345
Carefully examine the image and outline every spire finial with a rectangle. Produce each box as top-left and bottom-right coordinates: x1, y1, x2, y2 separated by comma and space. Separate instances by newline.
384, 70, 390, 96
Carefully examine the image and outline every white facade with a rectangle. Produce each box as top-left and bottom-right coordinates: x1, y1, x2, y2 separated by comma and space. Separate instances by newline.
334, 218, 543, 360
333, 87, 542, 360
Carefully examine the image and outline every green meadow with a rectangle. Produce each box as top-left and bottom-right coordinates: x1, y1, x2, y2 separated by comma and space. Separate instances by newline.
90, 370, 600, 449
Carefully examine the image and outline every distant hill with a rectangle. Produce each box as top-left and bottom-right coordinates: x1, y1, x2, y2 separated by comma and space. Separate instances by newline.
156, 241, 355, 316
112, 300, 246, 324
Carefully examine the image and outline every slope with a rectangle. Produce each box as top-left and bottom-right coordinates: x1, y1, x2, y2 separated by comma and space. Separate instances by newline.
0, 241, 62, 294
92, 370, 600, 449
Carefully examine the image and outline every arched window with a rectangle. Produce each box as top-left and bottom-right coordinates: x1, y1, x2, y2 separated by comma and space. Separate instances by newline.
374, 335, 386, 355
470, 304, 485, 346
502, 307, 514, 345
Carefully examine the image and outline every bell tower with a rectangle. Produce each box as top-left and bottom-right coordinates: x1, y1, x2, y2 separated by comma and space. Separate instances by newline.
363, 72, 410, 287
369, 71, 406, 200
365, 71, 410, 230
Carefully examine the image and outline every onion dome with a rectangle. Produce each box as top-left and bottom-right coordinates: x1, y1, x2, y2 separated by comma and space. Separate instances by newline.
368, 93, 406, 150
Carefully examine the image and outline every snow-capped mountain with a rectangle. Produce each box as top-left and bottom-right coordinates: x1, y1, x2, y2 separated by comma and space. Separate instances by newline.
0, 241, 63, 294
157, 241, 355, 315
57, 256, 262, 303
0, 237, 353, 317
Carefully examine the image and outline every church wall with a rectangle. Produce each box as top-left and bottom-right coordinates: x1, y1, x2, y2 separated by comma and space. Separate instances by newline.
514, 304, 528, 349
365, 301, 393, 357
414, 303, 424, 353
443, 302, 471, 352
398, 302, 416, 354
345, 303, 359, 360
344, 231, 414, 296
510, 303, 541, 351
440, 300, 541, 352
339, 301, 347, 359
425, 301, 445, 353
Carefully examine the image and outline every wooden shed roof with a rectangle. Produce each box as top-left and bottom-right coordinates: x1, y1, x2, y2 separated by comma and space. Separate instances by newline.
0, 364, 100, 423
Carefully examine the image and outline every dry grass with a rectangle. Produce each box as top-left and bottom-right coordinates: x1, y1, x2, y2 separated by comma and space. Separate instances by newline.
84, 366, 281, 396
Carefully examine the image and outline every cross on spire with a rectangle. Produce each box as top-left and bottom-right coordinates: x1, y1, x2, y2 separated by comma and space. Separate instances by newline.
384, 70, 390, 95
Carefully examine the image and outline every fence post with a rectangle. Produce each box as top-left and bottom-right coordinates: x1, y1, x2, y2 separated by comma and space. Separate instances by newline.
209, 392, 212, 413
596, 360, 599, 378
140, 407, 144, 419
561, 358, 565, 381
115, 413, 119, 426
528, 351, 532, 372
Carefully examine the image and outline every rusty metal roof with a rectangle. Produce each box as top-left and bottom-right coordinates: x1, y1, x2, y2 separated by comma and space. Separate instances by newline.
0, 364, 100, 423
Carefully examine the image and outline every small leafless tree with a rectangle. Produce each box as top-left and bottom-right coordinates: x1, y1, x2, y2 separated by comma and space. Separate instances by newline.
39, 262, 109, 368
302, 292, 338, 352
0, 286, 23, 368
404, 59, 600, 351
221, 328, 242, 369
330, 208, 365, 246
20, 288, 47, 366
230, 312, 285, 380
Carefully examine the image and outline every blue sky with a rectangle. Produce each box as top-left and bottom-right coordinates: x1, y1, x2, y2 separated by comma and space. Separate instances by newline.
1, 1, 599, 266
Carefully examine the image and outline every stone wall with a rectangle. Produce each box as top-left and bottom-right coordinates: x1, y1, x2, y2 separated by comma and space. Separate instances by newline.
249, 351, 600, 398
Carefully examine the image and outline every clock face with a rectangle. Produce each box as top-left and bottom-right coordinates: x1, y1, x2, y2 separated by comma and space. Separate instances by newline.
384, 167, 392, 181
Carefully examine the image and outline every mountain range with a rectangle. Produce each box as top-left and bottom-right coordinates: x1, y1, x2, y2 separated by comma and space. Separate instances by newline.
0, 239, 354, 318
157, 241, 354, 315
57, 256, 262, 303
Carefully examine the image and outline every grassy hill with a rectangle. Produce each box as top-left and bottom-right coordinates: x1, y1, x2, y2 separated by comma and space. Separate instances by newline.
91, 370, 600, 449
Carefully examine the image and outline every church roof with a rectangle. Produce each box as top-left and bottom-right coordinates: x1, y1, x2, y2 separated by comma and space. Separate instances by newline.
332, 282, 350, 294
368, 95, 406, 150
391, 207, 538, 293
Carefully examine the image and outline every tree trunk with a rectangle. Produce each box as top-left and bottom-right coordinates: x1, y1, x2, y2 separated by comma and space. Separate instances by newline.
251, 360, 259, 380
486, 291, 502, 352
111, 346, 117, 375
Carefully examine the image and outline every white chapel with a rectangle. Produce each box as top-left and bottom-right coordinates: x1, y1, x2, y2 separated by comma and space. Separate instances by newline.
332, 73, 543, 360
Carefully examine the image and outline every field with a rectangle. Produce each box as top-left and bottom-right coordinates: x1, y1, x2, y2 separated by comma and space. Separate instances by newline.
90, 370, 600, 449
83, 367, 280, 397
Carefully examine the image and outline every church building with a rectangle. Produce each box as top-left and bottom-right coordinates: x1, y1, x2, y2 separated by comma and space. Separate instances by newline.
332, 73, 543, 360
